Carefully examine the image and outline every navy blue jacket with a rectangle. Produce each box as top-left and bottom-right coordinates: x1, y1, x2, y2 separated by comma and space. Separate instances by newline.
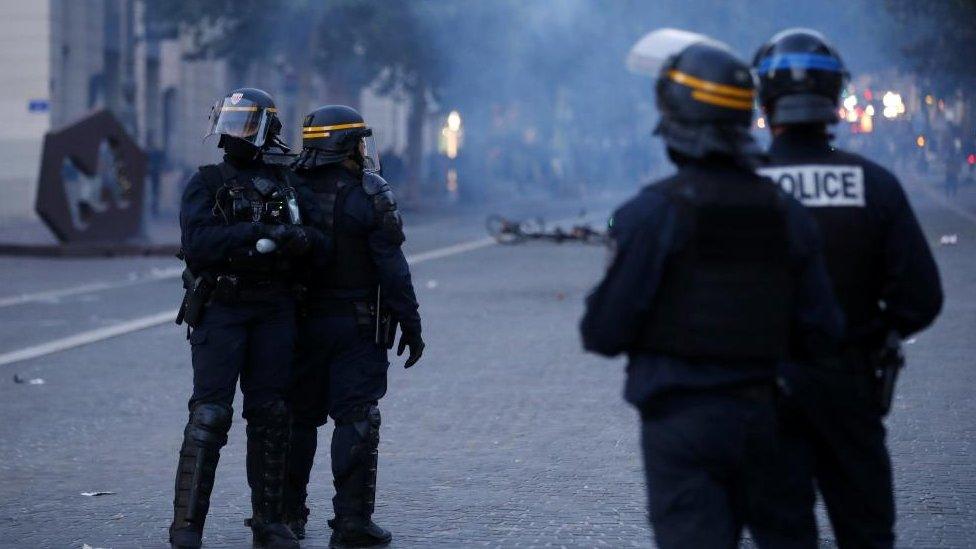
297, 165, 421, 336
180, 155, 283, 276
580, 161, 844, 409
763, 131, 942, 343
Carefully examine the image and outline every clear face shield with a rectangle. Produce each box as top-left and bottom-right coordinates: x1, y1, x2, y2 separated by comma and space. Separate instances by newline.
205, 96, 276, 148
359, 129, 381, 173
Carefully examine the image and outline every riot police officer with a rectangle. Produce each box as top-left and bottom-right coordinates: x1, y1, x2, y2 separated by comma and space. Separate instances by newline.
283, 105, 423, 547
170, 87, 321, 549
580, 38, 843, 548
754, 29, 944, 548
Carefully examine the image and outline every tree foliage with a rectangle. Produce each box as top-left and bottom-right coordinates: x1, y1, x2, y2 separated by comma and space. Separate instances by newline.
884, 0, 976, 92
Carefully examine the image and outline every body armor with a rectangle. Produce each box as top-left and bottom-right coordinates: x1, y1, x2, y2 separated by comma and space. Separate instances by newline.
762, 143, 885, 341
309, 174, 378, 291
639, 172, 795, 360
301, 168, 401, 292
198, 162, 299, 278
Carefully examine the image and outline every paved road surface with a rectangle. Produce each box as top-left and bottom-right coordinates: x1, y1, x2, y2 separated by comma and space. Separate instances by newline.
0, 180, 973, 548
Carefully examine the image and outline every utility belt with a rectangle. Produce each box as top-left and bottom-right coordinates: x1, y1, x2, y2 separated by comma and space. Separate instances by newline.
304, 292, 396, 349
640, 382, 777, 420
211, 275, 299, 302
176, 269, 301, 329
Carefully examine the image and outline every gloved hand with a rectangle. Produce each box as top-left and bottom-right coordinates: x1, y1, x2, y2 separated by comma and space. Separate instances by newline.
261, 224, 310, 256
396, 331, 425, 368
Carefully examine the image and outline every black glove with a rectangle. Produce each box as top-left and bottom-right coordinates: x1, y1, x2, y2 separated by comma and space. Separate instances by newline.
262, 225, 310, 256
396, 331, 425, 368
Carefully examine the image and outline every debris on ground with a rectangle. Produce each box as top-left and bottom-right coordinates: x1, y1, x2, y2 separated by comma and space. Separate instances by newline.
426, 279, 439, 289
80, 491, 115, 497
12, 375, 45, 385
939, 234, 958, 246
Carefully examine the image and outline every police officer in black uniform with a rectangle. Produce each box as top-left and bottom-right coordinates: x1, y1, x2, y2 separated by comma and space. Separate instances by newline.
283, 105, 423, 547
581, 39, 844, 548
170, 87, 322, 549
754, 29, 944, 548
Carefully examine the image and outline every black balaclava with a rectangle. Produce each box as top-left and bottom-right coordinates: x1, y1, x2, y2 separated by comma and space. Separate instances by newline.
219, 135, 260, 162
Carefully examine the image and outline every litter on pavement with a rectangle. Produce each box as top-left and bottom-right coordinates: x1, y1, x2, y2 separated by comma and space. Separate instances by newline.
939, 234, 958, 245
12, 375, 44, 385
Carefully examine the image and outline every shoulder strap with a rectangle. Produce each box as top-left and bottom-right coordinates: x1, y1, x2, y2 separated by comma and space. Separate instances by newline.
198, 164, 232, 224
333, 181, 359, 232
198, 164, 223, 190
217, 161, 237, 184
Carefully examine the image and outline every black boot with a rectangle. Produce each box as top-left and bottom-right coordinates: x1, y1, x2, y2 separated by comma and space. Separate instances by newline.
283, 422, 318, 539
329, 405, 392, 548
246, 400, 300, 549
169, 403, 233, 549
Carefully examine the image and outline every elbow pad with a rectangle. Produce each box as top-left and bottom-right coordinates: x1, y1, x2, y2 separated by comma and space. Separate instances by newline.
363, 172, 405, 244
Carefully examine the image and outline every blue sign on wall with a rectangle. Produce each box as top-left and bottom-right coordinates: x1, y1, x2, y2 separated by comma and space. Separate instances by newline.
28, 99, 50, 113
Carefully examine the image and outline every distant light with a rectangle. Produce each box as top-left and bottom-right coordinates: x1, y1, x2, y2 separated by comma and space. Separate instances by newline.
865, 105, 875, 116
447, 110, 462, 132
925, 95, 935, 106
938, 99, 945, 111
864, 89, 873, 101
846, 108, 858, 123
916, 135, 926, 148
968, 154, 975, 165
441, 110, 463, 159
756, 116, 766, 129
843, 95, 858, 110
882, 91, 904, 119
860, 113, 873, 133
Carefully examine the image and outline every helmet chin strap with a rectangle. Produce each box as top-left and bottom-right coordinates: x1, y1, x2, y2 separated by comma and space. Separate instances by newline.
266, 133, 291, 154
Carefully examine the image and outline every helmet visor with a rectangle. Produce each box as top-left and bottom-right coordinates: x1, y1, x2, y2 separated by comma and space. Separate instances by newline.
206, 97, 275, 147
360, 133, 381, 173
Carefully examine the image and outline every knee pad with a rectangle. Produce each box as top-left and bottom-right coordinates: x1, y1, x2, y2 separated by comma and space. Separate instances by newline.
332, 405, 380, 466
335, 404, 380, 429
186, 402, 233, 449
248, 399, 290, 428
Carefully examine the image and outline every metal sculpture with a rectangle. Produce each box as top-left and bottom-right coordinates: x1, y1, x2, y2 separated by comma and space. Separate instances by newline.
35, 110, 147, 243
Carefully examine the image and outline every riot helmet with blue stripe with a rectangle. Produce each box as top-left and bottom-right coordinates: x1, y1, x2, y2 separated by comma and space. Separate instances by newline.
753, 29, 849, 125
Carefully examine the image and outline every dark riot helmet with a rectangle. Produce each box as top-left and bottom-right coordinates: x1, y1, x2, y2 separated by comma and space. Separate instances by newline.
296, 105, 380, 172
752, 29, 849, 125
655, 41, 761, 160
206, 87, 283, 149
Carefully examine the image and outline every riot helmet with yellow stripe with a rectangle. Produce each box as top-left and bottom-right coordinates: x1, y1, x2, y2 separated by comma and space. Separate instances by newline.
206, 88, 285, 156
654, 41, 760, 160
295, 105, 380, 172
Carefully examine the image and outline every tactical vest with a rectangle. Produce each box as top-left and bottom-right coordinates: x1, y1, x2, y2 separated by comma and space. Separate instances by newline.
639, 174, 795, 360
306, 173, 378, 290
198, 161, 295, 278
760, 157, 882, 339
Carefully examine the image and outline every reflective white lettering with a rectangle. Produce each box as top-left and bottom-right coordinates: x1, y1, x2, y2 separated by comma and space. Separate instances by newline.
759, 165, 865, 207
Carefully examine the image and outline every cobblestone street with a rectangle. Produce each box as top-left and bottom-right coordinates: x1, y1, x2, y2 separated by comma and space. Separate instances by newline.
1, 178, 974, 548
